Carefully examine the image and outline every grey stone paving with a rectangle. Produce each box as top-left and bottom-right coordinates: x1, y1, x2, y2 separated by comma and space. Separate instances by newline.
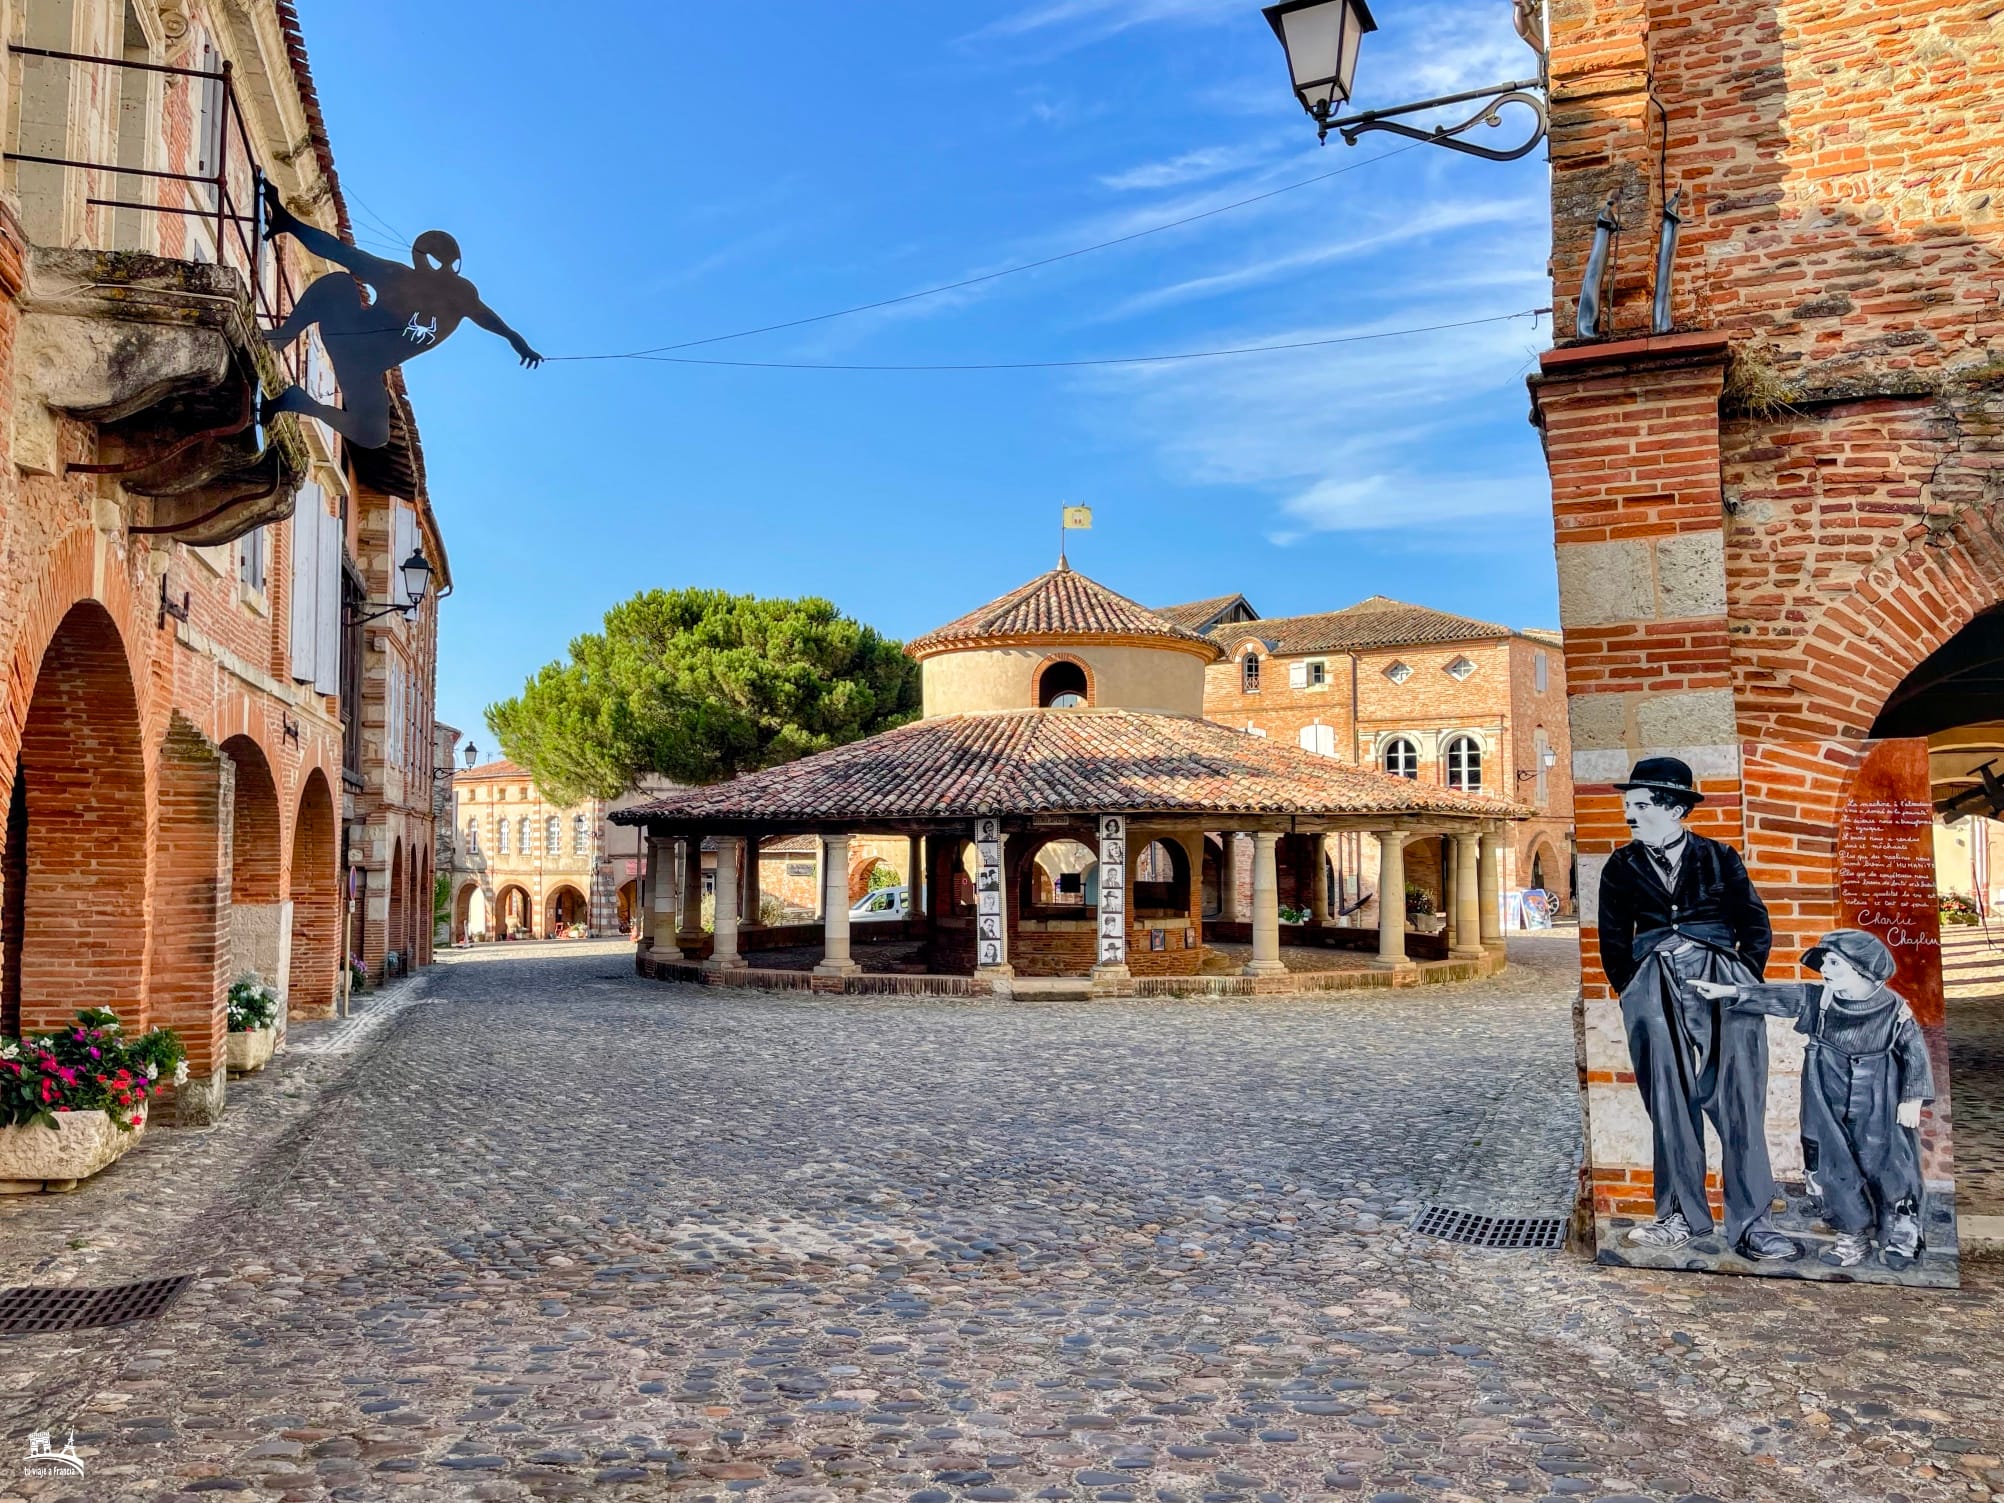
0, 935, 1998, 1502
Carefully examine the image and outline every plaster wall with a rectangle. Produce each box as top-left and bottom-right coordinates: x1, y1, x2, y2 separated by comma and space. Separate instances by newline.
922, 643, 1207, 718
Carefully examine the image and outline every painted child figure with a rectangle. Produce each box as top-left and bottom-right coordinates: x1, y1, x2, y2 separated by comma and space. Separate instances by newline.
1692, 928, 1933, 1269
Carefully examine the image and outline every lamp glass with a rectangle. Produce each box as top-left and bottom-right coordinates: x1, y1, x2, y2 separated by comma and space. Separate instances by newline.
399, 549, 433, 612
464, 742, 478, 769
1264, 0, 1376, 114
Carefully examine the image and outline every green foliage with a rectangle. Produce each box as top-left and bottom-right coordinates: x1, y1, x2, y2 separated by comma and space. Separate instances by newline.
0, 1011, 186, 1132
1939, 891, 1981, 926
1404, 883, 1437, 917
485, 589, 921, 803
866, 863, 902, 892
433, 872, 452, 928
227, 973, 280, 1033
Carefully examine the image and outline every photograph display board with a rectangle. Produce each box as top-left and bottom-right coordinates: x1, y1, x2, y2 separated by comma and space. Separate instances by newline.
974, 818, 1005, 969
1097, 816, 1126, 968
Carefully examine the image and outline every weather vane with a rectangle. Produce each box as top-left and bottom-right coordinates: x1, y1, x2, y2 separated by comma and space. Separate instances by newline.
259, 182, 541, 448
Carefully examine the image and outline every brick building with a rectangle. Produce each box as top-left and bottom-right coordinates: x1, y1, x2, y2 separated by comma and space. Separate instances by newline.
1531, 0, 2004, 1272
0, 0, 444, 1120
1160, 594, 1575, 922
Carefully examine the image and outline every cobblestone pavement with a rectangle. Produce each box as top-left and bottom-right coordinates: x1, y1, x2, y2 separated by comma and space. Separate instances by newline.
1, 935, 2000, 1503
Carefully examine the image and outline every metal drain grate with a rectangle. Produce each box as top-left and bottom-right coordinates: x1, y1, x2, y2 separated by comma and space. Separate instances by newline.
0, 1273, 195, 1334
1409, 1206, 1566, 1251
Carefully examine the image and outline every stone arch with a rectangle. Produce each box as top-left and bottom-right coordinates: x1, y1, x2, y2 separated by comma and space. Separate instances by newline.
1018, 832, 1099, 913
221, 734, 285, 994
287, 769, 339, 1018
453, 879, 484, 942
1032, 653, 1095, 709
1526, 835, 1562, 896
848, 855, 888, 904
387, 838, 406, 973
495, 883, 533, 938
3, 602, 150, 1039
1133, 837, 1192, 917
546, 883, 588, 935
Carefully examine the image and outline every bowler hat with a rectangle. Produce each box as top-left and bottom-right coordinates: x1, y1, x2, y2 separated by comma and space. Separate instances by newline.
1614, 756, 1705, 803
1803, 928, 1897, 985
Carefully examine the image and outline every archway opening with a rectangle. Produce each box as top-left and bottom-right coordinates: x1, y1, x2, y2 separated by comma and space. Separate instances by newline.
454, 881, 483, 943
616, 878, 638, 934
221, 734, 285, 994
2, 603, 147, 1035
1036, 659, 1090, 709
386, 839, 407, 975
496, 884, 532, 939
1134, 838, 1191, 918
1021, 837, 1097, 913
287, 770, 339, 1018
548, 885, 588, 936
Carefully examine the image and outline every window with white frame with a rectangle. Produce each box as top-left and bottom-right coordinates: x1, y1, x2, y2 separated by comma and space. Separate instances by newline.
1444, 735, 1482, 790
518, 816, 531, 854
1445, 655, 1477, 681
1382, 736, 1418, 779
546, 815, 560, 855
573, 814, 588, 854
238, 526, 266, 594
496, 819, 510, 855
1242, 652, 1261, 692
1383, 660, 1413, 684
465, 818, 479, 853
1534, 649, 1549, 693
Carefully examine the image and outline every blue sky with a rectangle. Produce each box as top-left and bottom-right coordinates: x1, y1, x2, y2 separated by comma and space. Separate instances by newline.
299, 0, 1557, 749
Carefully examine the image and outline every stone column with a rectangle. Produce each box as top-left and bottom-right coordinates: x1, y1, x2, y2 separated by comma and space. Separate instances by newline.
677, 838, 703, 948
907, 834, 926, 918
740, 830, 762, 930
816, 834, 861, 977
651, 836, 685, 959
1451, 832, 1483, 957
1219, 832, 1242, 922
637, 840, 656, 947
705, 837, 747, 971
1375, 830, 1408, 964
1243, 831, 1287, 977
1091, 815, 1130, 984
1311, 835, 1332, 924
972, 817, 1011, 979
1478, 830, 1504, 947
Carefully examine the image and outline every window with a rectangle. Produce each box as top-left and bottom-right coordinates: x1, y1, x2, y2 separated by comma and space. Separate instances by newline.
1298, 722, 1336, 757
238, 526, 266, 593
1382, 737, 1418, 779
1244, 723, 1268, 738
1242, 653, 1261, 692
518, 816, 531, 853
1534, 649, 1549, 693
496, 819, 510, 855
1445, 735, 1482, 791
465, 818, 478, 853
1445, 655, 1477, 682
1307, 659, 1327, 688
1383, 659, 1412, 685
1036, 659, 1089, 709
573, 814, 588, 855
546, 816, 560, 855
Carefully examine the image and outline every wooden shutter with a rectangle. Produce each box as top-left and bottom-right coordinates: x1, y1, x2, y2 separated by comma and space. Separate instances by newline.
1287, 660, 1308, 689
313, 508, 342, 697
288, 485, 320, 682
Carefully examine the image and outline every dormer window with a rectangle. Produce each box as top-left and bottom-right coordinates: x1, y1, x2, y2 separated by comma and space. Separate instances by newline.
1036, 658, 1090, 709
1242, 652, 1261, 693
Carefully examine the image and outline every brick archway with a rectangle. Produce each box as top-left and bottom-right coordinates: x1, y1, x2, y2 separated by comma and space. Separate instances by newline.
453, 880, 484, 942
3, 601, 149, 1039
495, 884, 533, 938
221, 734, 286, 996
287, 770, 339, 1018
387, 839, 407, 971
546, 883, 588, 935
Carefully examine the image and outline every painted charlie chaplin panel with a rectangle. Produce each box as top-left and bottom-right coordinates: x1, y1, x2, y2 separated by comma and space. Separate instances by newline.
1583, 746, 1958, 1287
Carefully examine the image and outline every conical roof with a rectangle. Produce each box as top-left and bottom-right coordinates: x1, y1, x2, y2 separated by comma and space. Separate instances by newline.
906, 563, 1221, 661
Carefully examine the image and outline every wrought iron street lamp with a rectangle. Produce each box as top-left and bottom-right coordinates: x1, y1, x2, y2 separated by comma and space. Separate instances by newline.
346, 548, 434, 625
1263, 0, 1547, 161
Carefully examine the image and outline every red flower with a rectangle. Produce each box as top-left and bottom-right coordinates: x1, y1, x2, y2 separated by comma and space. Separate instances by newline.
129, 1115, 142, 1126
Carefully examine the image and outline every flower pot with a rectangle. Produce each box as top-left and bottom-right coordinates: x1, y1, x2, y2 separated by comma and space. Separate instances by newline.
227, 1027, 276, 1074
0, 1106, 146, 1193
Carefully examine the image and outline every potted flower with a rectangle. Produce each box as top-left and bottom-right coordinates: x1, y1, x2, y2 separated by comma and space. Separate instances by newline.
348, 955, 368, 992
226, 973, 280, 1073
0, 1010, 185, 1192
1939, 892, 1981, 927
1406, 884, 1444, 933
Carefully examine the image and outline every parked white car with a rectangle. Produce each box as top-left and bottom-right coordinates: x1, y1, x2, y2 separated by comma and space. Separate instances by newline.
850, 886, 909, 921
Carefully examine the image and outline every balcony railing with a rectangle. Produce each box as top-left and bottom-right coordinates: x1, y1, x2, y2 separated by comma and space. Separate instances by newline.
4, 44, 302, 375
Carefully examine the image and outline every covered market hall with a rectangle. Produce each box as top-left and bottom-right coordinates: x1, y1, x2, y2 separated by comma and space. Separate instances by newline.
613, 564, 1527, 997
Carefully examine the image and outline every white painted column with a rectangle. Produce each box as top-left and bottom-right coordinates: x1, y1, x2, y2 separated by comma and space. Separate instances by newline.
1451, 831, 1483, 956
705, 837, 747, 970
1243, 831, 1287, 977
1478, 830, 1504, 947
816, 834, 861, 977
972, 817, 1011, 977
1376, 830, 1408, 964
1092, 815, 1130, 980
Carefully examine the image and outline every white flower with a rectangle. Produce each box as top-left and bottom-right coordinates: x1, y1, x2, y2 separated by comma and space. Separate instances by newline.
0, 1041, 18, 1061
145, 1061, 158, 1081
173, 1060, 189, 1087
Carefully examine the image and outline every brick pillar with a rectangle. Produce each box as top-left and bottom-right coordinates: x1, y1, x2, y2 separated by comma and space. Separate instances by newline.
1532, 332, 1747, 1234
151, 715, 234, 1126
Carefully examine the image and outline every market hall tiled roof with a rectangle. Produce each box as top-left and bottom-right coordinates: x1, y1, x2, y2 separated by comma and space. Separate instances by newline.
906, 565, 1221, 660
613, 710, 1524, 828
1213, 596, 1516, 655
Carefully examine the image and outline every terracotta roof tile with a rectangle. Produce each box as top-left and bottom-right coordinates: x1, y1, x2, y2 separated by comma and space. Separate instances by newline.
908, 567, 1219, 659
1213, 596, 1513, 655
1153, 593, 1258, 632
459, 758, 529, 779
614, 710, 1525, 827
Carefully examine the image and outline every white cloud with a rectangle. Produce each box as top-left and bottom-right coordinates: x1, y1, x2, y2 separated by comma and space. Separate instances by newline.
1097, 141, 1281, 192
971, 0, 1243, 44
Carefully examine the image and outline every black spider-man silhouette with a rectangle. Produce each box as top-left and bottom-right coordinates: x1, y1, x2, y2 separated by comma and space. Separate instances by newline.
260, 181, 540, 448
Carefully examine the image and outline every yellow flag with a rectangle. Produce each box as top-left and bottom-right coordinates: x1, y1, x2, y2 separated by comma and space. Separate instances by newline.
1062, 505, 1093, 530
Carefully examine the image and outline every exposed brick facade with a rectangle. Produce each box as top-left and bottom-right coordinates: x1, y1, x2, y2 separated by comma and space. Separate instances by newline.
1534, 0, 2004, 1257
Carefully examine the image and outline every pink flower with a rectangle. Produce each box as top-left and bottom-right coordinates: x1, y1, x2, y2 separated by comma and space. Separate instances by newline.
130, 1115, 141, 1126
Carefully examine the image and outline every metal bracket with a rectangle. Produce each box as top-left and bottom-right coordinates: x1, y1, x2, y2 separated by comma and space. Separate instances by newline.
1322, 78, 1547, 161
281, 712, 301, 748
157, 573, 190, 631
